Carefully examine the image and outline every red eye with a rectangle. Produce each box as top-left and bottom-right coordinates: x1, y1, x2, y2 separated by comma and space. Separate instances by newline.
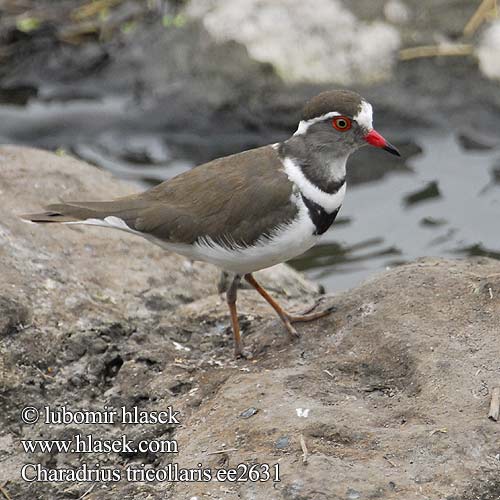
332, 116, 352, 131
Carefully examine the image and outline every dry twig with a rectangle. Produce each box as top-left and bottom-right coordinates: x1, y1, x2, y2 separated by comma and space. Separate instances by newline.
71, 0, 125, 21
429, 427, 448, 436
488, 387, 500, 421
399, 44, 474, 61
299, 433, 308, 464
58, 21, 101, 44
207, 448, 239, 455
0, 482, 12, 500
78, 484, 95, 500
464, 0, 498, 37
383, 455, 398, 468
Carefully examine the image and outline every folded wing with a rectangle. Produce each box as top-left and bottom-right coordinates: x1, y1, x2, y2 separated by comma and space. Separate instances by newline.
21, 146, 298, 249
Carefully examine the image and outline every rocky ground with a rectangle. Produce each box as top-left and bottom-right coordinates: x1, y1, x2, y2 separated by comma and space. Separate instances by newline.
1, 147, 500, 499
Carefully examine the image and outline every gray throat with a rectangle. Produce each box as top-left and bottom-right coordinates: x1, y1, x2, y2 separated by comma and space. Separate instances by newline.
279, 136, 347, 194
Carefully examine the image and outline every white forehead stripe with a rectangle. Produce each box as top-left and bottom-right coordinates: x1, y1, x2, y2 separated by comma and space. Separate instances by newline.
354, 100, 373, 131
294, 111, 340, 136
294, 100, 373, 135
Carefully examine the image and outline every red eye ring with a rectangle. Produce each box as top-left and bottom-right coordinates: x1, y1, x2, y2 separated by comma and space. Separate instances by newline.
332, 116, 352, 131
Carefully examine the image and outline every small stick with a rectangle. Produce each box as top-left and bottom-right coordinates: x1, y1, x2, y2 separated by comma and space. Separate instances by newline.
323, 369, 334, 378
71, 0, 124, 20
399, 44, 474, 61
429, 428, 448, 436
207, 448, 239, 455
299, 433, 308, 464
464, 0, 497, 37
78, 484, 95, 500
0, 482, 12, 500
488, 387, 500, 421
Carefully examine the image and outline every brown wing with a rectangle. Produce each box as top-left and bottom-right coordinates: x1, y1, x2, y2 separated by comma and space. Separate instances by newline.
23, 146, 297, 248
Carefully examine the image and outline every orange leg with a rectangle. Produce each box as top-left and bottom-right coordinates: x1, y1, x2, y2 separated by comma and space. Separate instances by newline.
244, 273, 334, 339
226, 275, 244, 358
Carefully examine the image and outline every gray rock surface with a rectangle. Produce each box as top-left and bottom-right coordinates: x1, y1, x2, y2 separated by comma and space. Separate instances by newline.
0, 146, 499, 498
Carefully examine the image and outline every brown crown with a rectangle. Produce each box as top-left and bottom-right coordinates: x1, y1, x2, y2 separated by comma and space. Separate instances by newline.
301, 90, 363, 121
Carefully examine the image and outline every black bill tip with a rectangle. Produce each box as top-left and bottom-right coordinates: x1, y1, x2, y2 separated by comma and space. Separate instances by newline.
383, 142, 401, 157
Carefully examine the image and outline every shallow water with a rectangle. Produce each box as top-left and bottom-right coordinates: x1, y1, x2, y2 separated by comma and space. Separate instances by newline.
1, 99, 499, 292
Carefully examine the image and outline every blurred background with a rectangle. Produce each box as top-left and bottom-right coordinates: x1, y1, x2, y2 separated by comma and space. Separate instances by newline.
1, 0, 499, 291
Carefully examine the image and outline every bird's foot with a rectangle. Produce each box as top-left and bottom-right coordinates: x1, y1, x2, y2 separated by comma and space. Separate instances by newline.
234, 345, 252, 360
294, 295, 329, 315
282, 319, 300, 340
285, 299, 337, 324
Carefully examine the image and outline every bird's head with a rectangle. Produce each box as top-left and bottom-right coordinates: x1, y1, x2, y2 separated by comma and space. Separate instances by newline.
295, 90, 400, 157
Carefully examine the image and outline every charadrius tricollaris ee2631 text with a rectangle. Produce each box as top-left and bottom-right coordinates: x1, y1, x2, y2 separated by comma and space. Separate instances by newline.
22, 90, 400, 357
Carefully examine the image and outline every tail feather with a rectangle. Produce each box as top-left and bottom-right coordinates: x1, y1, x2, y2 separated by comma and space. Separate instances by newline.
21, 203, 107, 224
20, 211, 81, 223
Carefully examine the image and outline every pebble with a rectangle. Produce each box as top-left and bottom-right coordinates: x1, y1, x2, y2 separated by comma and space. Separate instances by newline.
240, 407, 259, 419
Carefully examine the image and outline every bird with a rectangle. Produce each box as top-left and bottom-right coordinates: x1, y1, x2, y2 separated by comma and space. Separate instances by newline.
21, 89, 400, 358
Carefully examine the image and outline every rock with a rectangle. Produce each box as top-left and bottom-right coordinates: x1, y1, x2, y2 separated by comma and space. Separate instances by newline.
0, 295, 29, 337
384, 0, 411, 25
170, 258, 500, 500
477, 20, 500, 81
1, 148, 498, 498
404, 180, 441, 206
490, 163, 500, 184
420, 216, 447, 227
185, 0, 400, 85
457, 129, 500, 151
275, 435, 290, 449
239, 407, 259, 419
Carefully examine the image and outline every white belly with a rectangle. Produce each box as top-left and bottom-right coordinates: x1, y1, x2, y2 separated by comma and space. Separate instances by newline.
180, 205, 320, 274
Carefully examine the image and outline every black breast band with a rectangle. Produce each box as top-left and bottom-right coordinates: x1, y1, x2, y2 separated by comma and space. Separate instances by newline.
301, 195, 341, 235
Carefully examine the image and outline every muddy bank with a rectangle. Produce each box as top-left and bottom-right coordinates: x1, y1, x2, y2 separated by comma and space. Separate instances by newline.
0, 147, 499, 499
